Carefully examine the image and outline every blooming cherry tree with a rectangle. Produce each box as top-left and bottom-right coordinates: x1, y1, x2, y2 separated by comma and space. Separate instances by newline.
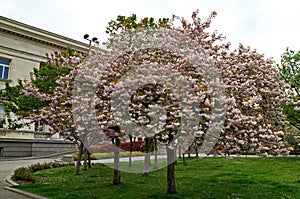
170, 10, 292, 157
8, 10, 294, 196
21, 50, 89, 174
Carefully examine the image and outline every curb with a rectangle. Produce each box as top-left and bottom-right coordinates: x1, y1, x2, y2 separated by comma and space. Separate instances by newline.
5, 174, 18, 186
5, 175, 49, 199
4, 169, 50, 199
2, 151, 78, 199
4, 186, 48, 199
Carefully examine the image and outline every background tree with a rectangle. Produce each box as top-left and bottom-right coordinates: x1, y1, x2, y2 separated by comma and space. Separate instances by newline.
279, 48, 300, 95
278, 48, 300, 131
105, 14, 169, 37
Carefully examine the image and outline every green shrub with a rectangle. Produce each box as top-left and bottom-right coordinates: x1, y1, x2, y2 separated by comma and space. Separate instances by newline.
30, 163, 51, 172
12, 167, 35, 183
52, 162, 62, 168
241, 151, 257, 155
12, 162, 75, 184
121, 151, 144, 157
92, 152, 114, 160
73, 154, 97, 161
29, 162, 72, 172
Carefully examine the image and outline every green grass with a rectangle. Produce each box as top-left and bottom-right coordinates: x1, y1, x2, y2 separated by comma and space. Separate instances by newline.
14, 157, 300, 199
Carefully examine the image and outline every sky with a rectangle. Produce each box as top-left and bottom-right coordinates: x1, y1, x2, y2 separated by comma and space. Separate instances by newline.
1, 0, 300, 62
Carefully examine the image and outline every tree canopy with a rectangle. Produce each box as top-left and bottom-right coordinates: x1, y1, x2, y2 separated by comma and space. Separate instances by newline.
0, 48, 81, 131
278, 48, 300, 130
0, 10, 295, 194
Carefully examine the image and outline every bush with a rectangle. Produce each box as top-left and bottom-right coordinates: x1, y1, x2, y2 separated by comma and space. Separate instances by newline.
12, 167, 35, 183
289, 148, 300, 155
30, 163, 51, 172
73, 153, 97, 161
241, 151, 257, 155
52, 162, 66, 168
11, 162, 75, 184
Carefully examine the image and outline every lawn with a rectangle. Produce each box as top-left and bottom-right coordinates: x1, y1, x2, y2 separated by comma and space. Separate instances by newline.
14, 157, 300, 199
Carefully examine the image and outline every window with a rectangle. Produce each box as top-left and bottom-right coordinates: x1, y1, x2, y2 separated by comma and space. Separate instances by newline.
0, 59, 10, 79
0, 105, 4, 118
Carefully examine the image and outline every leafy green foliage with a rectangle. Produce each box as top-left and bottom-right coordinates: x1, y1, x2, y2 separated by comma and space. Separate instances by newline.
105, 14, 169, 37
279, 48, 300, 95
0, 49, 74, 129
31, 62, 71, 95
1, 80, 41, 113
12, 166, 36, 183
278, 48, 300, 130
12, 162, 75, 183
0, 80, 43, 129
283, 102, 300, 130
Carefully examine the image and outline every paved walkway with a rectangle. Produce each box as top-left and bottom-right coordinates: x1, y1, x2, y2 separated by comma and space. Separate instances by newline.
0, 158, 61, 199
0, 150, 78, 199
0, 154, 166, 199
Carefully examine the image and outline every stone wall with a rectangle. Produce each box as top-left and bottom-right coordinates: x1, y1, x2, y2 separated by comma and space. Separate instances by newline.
0, 129, 54, 139
0, 138, 75, 157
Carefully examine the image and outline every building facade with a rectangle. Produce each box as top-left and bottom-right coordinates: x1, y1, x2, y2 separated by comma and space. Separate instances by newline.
0, 15, 89, 138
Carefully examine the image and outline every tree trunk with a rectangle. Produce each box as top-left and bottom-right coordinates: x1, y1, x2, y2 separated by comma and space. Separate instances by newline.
183, 153, 186, 163
143, 137, 150, 176
113, 138, 121, 185
153, 137, 158, 169
178, 145, 182, 158
174, 144, 177, 165
75, 142, 83, 175
129, 135, 133, 167
166, 144, 176, 194
195, 147, 199, 161
83, 147, 88, 171
87, 150, 91, 168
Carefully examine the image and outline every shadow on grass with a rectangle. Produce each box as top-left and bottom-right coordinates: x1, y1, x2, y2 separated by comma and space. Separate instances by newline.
14, 157, 300, 199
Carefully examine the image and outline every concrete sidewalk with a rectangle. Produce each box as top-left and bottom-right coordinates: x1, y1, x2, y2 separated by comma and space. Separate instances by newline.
1, 150, 76, 199
1, 158, 59, 199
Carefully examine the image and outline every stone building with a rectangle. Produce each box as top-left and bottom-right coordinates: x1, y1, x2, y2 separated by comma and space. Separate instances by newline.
0, 15, 90, 139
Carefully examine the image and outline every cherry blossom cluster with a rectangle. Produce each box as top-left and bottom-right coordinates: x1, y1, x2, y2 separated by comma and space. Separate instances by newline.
72, 27, 226, 154
21, 51, 83, 142
20, 10, 293, 156
168, 10, 292, 155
